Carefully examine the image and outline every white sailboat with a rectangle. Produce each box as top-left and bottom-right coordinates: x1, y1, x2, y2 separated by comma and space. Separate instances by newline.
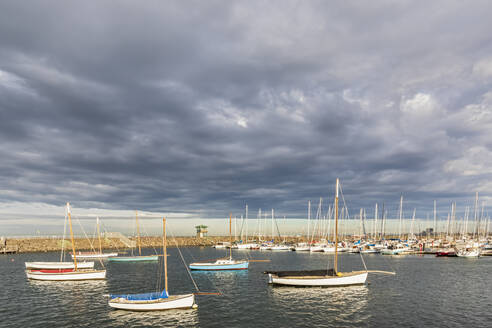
71, 217, 118, 259
26, 203, 106, 281
25, 206, 94, 270
266, 179, 394, 287
108, 211, 158, 262
108, 218, 195, 311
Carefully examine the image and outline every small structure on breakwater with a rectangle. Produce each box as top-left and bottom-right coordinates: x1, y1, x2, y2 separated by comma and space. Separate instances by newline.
195, 225, 208, 238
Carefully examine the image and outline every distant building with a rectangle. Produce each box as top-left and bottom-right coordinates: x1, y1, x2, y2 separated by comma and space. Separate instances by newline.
195, 225, 208, 238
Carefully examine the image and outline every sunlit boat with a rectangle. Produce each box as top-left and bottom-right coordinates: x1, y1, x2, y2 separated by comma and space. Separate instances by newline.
26, 268, 106, 281
107, 211, 158, 262
189, 258, 249, 270
26, 203, 106, 281
108, 218, 196, 311
189, 214, 249, 271
265, 179, 394, 287
71, 251, 118, 259
456, 248, 480, 258
25, 261, 94, 270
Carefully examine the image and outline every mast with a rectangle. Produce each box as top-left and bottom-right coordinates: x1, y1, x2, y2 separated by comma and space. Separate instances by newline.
374, 203, 378, 240
433, 200, 437, 239
229, 213, 232, 260
271, 209, 274, 242
67, 202, 77, 271
398, 195, 403, 240
334, 178, 339, 274
97, 217, 102, 255
307, 200, 311, 243
410, 209, 416, 239
473, 192, 479, 240
245, 204, 248, 242
359, 208, 363, 240
162, 217, 168, 293
136, 210, 142, 256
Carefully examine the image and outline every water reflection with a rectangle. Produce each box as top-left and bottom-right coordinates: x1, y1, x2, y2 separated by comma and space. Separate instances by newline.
270, 286, 370, 326
107, 307, 199, 327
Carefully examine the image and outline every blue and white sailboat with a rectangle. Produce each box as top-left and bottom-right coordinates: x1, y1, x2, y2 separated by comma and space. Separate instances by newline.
189, 214, 249, 271
108, 218, 195, 311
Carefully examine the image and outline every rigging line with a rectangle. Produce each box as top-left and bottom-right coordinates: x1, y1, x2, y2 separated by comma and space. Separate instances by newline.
100, 224, 121, 254
60, 211, 68, 262
359, 252, 368, 271
170, 227, 225, 296
167, 226, 200, 292
74, 216, 105, 268
139, 218, 159, 255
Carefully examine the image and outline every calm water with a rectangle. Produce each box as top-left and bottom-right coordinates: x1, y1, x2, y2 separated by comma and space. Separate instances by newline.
1, 248, 491, 328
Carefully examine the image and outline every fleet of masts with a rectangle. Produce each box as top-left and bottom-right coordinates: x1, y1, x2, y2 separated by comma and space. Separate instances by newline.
21, 180, 491, 312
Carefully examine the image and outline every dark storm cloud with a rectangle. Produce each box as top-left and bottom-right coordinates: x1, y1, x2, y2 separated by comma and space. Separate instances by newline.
1, 1, 492, 221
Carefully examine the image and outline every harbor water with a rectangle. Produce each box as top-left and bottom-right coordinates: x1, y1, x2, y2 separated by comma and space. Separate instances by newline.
1, 247, 491, 327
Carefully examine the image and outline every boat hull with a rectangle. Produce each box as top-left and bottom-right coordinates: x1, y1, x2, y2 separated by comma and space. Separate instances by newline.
268, 272, 368, 287
189, 261, 249, 270
108, 294, 195, 311
108, 255, 159, 262
25, 262, 94, 269
26, 269, 106, 281
71, 252, 118, 259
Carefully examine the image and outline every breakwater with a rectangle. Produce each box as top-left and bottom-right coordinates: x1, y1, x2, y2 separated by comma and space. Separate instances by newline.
2, 236, 305, 253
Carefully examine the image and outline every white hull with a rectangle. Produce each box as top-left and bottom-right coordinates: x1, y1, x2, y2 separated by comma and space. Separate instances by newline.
270, 246, 291, 251
269, 272, 368, 287
71, 252, 118, 259
457, 250, 480, 258
26, 270, 106, 281
294, 247, 310, 251
309, 246, 326, 252
25, 262, 94, 269
108, 294, 195, 311
236, 243, 258, 249
322, 247, 336, 253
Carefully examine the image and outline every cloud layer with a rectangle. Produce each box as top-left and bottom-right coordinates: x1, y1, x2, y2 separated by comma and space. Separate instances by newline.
1, 1, 492, 221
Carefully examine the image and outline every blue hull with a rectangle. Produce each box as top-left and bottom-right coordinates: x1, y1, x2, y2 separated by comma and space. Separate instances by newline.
189, 262, 249, 271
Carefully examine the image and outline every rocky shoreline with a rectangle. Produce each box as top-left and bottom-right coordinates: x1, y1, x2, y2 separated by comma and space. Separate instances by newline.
2, 236, 234, 253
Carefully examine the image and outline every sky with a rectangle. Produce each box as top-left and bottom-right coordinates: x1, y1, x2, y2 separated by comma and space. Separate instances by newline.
1, 1, 492, 235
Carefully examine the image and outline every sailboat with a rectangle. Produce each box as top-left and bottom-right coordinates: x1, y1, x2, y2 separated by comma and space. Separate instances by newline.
26, 208, 94, 270
71, 217, 118, 259
266, 179, 394, 287
189, 214, 249, 270
108, 218, 195, 311
26, 203, 106, 281
108, 211, 158, 262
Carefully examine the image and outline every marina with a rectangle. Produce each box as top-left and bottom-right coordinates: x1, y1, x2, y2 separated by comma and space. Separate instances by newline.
2, 245, 490, 327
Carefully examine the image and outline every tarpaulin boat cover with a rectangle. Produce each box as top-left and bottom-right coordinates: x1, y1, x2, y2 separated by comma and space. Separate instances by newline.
110, 290, 168, 300
264, 269, 336, 277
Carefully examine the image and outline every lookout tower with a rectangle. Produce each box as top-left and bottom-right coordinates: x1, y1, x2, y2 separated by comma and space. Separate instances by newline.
195, 225, 208, 238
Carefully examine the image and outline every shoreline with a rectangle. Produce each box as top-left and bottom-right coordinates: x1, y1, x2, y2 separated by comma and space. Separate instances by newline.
2, 236, 305, 253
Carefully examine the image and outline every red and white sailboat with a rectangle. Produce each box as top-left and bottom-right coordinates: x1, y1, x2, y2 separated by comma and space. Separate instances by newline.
26, 203, 106, 281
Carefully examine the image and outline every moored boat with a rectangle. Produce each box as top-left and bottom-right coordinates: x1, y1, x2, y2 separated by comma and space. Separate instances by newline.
189, 214, 249, 271
25, 261, 94, 270
26, 203, 106, 281
108, 218, 196, 311
189, 259, 249, 270
265, 179, 394, 287
72, 251, 118, 259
